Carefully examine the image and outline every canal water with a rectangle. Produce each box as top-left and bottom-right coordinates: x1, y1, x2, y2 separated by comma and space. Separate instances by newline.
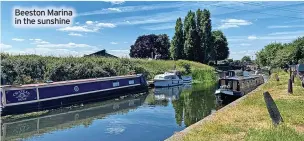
1, 83, 219, 141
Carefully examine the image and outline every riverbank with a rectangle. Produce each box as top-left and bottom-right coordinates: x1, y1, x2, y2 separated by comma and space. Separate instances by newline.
1, 54, 215, 85
167, 70, 304, 141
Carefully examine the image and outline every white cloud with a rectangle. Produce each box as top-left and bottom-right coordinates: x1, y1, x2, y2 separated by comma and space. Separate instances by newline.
141, 23, 175, 30
268, 25, 304, 29
0, 43, 12, 50
57, 26, 99, 32
108, 8, 121, 12
248, 35, 257, 40
268, 30, 304, 36
30, 39, 50, 44
96, 23, 116, 28
240, 43, 251, 46
37, 42, 96, 49
105, 1, 125, 5
78, 2, 196, 16
12, 38, 25, 42
110, 42, 118, 45
68, 33, 83, 36
57, 21, 115, 33
86, 21, 94, 25
217, 19, 252, 29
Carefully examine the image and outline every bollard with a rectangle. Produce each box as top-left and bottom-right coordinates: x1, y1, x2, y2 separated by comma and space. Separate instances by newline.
291, 75, 294, 83
275, 74, 279, 81
288, 79, 293, 94
263, 91, 283, 126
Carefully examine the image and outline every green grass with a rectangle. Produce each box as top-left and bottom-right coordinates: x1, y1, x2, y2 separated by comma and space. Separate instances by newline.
1, 54, 215, 85
167, 70, 304, 141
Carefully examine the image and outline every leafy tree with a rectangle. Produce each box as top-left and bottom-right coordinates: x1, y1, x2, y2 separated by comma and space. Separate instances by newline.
183, 11, 197, 61
227, 59, 233, 63
170, 18, 184, 60
196, 9, 204, 63
211, 30, 229, 65
130, 34, 170, 59
292, 37, 304, 63
241, 56, 251, 63
201, 9, 213, 63
272, 45, 294, 68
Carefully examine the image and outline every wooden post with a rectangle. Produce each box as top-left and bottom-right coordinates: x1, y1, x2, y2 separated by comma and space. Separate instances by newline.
289, 67, 292, 78
288, 79, 293, 94
263, 91, 283, 126
291, 75, 294, 83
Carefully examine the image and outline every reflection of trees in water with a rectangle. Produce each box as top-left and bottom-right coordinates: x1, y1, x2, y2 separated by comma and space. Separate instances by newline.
172, 84, 216, 127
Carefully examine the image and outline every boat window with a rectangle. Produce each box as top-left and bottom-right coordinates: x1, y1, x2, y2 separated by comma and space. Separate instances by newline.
171, 75, 177, 79
233, 81, 237, 90
227, 81, 233, 89
221, 80, 225, 86
113, 81, 120, 87
129, 80, 134, 85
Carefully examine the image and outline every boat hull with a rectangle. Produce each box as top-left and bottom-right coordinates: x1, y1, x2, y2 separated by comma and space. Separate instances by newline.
153, 79, 183, 87
1, 85, 147, 116
214, 89, 244, 97
1, 74, 148, 115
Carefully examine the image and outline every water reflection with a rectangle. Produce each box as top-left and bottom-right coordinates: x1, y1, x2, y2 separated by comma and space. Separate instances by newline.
172, 84, 216, 127
1, 84, 218, 141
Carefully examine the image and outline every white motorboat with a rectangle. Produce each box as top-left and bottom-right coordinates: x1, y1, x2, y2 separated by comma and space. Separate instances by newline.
182, 76, 192, 83
153, 71, 184, 87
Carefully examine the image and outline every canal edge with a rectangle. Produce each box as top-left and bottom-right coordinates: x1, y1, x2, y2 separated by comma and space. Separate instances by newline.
165, 75, 271, 141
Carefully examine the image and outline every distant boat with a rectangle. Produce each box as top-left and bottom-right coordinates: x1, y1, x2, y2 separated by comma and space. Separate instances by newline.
153, 70, 192, 87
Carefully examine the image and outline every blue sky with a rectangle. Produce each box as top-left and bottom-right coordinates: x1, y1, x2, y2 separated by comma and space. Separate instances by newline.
1, 1, 304, 60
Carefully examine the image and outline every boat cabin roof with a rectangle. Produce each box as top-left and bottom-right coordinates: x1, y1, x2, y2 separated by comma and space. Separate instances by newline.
219, 75, 262, 81
0, 74, 140, 88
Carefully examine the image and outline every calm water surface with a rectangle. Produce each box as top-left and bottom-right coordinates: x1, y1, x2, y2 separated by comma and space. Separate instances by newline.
2, 84, 219, 141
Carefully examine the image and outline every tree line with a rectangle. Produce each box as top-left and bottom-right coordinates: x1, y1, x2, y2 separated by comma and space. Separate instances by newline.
256, 36, 304, 68
129, 9, 229, 64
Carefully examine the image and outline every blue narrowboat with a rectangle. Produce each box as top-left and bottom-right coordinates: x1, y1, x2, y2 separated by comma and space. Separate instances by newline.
0, 74, 148, 115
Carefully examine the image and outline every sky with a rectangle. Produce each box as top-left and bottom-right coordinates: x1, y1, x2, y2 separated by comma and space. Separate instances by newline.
1, 1, 304, 60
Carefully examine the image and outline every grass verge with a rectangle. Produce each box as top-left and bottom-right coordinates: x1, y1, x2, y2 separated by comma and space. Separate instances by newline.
167, 70, 304, 141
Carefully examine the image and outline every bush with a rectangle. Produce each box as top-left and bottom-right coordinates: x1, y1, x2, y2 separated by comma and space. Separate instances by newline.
1, 54, 214, 85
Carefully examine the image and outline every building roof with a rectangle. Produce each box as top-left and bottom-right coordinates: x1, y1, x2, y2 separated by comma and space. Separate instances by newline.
84, 50, 117, 58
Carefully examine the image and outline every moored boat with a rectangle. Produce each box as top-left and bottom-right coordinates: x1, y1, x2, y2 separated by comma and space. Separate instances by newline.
214, 71, 264, 98
153, 70, 185, 87
0, 74, 148, 115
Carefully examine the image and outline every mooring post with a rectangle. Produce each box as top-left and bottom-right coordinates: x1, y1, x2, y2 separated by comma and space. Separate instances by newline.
291, 74, 294, 83
263, 91, 283, 126
288, 78, 293, 94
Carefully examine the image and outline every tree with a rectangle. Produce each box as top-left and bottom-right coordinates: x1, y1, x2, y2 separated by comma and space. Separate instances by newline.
130, 34, 170, 59
183, 11, 197, 61
196, 9, 204, 63
170, 18, 184, 60
292, 37, 304, 63
201, 9, 213, 63
241, 56, 251, 63
211, 30, 229, 65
